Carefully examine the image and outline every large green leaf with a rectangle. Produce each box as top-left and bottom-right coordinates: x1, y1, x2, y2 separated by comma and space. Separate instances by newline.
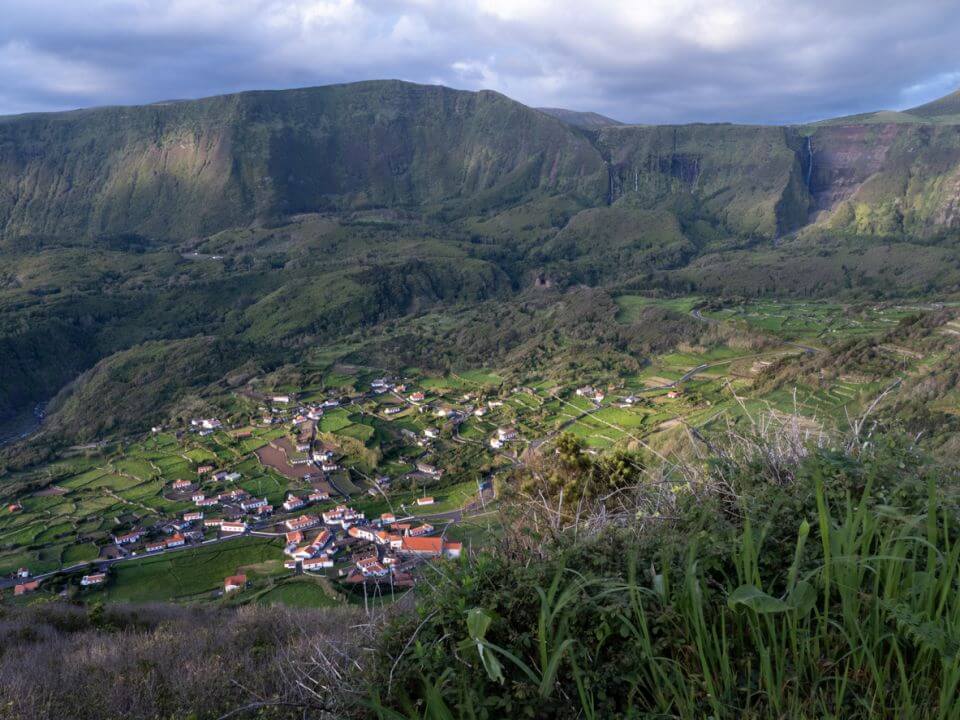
727, 584, 791, 614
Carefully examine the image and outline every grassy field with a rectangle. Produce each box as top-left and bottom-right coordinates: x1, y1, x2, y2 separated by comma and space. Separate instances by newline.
614, 295, 703, 323
253, 577, 345, 608
100, 537, 284, 603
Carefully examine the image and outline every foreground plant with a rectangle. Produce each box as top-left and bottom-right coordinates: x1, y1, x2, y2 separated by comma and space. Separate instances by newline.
375, 439, 960, 719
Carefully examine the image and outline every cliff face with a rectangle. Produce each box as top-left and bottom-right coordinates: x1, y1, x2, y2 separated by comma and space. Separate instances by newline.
594, 124, 812, 238
807, 122, 960, 236
0, 81, 608, 243
1, 80, 960, 247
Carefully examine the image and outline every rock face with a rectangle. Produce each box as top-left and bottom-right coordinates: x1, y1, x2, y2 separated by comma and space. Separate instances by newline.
809, 122, 960, 235
1, 80, 960, 245
0, 81, 608, 243
806, 124, 901, 221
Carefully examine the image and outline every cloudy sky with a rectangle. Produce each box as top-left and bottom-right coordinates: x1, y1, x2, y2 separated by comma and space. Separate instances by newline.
2, 0, 959, 123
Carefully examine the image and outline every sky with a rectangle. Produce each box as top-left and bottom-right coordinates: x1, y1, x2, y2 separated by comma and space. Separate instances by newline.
1, 0, 959, 124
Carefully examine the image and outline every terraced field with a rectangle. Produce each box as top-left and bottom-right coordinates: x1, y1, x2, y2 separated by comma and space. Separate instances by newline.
3, 298, 945, 607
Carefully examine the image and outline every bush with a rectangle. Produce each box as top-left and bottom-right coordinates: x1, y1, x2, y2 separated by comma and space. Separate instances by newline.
373, 439, 960, 719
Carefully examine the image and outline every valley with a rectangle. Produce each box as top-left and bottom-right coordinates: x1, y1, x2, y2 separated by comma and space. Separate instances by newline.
2, 78, 960, 719
4, 293, 955, 606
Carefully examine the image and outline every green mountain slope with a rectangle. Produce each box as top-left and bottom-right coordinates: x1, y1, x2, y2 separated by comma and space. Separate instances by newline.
3, 81, 960, 444
904, 89, 960, 120
536, 107, 624, 129
0, 81, 608, 243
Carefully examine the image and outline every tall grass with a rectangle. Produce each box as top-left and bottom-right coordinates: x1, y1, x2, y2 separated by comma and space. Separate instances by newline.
375, 472, 960, 719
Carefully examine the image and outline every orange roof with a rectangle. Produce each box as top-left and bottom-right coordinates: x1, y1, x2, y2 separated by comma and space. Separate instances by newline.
285, 530, 304, 544
14, 580, 40, 595
401, 536, 444, 554
224, 574, 247, 587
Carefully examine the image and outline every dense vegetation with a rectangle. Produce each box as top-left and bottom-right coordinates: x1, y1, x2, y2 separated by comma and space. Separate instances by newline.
3, 80, 960, 720
3, 80, 960, 446
374, 433, 960, 719
4, 428, 957, 720
0, 601, 367, 719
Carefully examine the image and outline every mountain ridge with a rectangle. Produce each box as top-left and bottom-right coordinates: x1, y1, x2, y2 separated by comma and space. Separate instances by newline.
3, 80, 960, 440
1, 79, 959, 247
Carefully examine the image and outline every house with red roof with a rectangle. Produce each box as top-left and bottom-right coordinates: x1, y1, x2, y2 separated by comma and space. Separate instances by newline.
224, 574, 247, 593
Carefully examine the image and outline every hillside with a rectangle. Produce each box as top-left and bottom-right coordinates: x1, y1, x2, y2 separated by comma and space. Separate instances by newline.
537, 106, 624, 129
0, 81, 607, 242
4, 81, 960, 248
3, 81, 960, 443
904, 88, 960, 120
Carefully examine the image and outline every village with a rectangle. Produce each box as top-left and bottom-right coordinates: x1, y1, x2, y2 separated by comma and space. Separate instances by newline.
6, 297, 911, 604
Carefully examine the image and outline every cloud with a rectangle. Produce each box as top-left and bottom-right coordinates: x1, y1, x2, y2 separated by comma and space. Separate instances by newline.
0, 0, 958, 123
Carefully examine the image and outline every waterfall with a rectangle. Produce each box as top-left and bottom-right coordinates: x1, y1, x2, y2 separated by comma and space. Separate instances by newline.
805, 136, 814, 189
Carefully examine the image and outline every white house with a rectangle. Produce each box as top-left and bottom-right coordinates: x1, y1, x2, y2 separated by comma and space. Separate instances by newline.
497, 427, 518, 441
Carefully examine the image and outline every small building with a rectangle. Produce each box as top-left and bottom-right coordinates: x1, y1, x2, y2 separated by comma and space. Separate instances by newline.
240, 497, 269, 512
166, 533, 186, 549
416, 462, 441, 476
183, 511, 204, 522
416, 496, 435, 507
409, 392, 426, 402
113, 531, 142, 546
407, 523, 435, 536
282, 495, 305, 512
171, 479, 192, 491
308, 490, 330, 503
423, 427, 440, 439
220, 521, 247, 534
356, 556, 389, 576
380, 512, 396, 525
302, 556, 334, 571
14, 580, 40, 596
224, 574, 247, 593
285, 514, 320, 532
196, 465, 214, 475
497, 427, 518, 442
285, 530, 304, 545
348, 525, 379, 542
81, 573, 107, 587
272, 395, 291, 404
400, 536, 462, 558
